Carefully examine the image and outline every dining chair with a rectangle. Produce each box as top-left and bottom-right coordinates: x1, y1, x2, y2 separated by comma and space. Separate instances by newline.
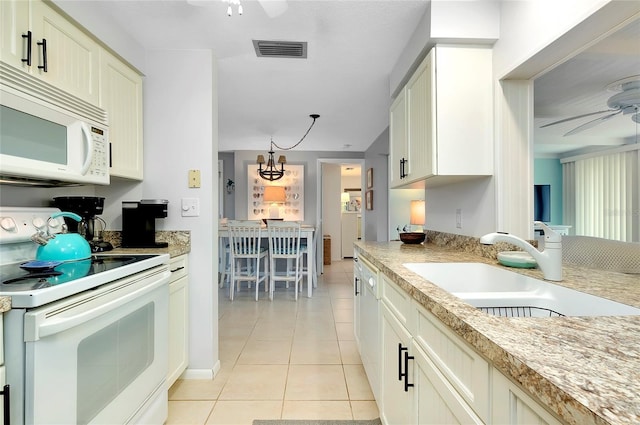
297, 226, 318, 290
218, 219, 231, 289
266, 220, 303, 300
227, 220, 269, 301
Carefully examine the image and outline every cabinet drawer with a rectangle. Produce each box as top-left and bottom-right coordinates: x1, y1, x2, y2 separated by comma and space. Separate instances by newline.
169, 255, 188, 283
412, 301, 490, 422
381, 274, 411, 329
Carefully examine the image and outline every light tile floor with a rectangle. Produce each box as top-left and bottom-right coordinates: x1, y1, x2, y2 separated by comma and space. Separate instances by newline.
167, 259, 380, 424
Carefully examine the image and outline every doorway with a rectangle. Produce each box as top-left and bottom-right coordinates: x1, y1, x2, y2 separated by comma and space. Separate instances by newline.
316, 159, 365, 272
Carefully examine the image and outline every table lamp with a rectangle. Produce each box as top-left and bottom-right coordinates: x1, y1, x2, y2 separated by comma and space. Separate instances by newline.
400, 200, 426, 244
341, 192, 350, 211
263, 186, 286, 219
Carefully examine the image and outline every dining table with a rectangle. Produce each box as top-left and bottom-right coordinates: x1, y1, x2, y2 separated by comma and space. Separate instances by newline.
218, 223, 317, 298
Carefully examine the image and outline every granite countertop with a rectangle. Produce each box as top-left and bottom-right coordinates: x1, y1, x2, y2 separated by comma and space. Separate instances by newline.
102, 230, 190, 258
355, 240, 640, 425
0, 296, 10, 313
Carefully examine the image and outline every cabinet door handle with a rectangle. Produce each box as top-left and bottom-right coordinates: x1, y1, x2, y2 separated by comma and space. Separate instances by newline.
398, 343, 408, 381
354, 277, 360, 296
404, 351, 414, 392
37, 39, 47, 72
0, 384, 10, 424
22, 31, 32, 66
400, 158, 408, 179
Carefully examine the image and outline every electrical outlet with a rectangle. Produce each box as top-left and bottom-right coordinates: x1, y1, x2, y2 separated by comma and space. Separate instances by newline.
456, 209, 462, 229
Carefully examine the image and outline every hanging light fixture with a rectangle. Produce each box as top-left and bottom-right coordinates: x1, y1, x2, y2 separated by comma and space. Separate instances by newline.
257, 114, 320, 181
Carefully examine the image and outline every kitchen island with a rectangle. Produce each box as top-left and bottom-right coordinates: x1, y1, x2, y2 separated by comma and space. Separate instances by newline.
355, 240, 640, 425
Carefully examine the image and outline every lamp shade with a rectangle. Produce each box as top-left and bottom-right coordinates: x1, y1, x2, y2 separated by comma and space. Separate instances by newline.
410, 200, 425, 225
263, 186, 286, 203
340, 193, 350, 203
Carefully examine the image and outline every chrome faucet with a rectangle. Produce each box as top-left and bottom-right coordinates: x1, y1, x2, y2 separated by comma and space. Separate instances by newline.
480, 221, 562, 281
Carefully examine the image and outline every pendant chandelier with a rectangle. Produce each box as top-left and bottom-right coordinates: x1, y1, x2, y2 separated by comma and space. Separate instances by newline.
257, 114, 320, 181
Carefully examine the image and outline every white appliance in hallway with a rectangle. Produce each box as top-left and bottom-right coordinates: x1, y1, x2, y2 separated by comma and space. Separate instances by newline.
341, 212, 361, 258
0, 207, 170, 424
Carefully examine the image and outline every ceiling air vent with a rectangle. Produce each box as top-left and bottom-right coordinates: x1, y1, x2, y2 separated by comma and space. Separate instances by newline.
252, 40, 307, 59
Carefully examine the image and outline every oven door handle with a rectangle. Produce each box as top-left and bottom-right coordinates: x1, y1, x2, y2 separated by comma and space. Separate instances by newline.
25, 270, 170, 341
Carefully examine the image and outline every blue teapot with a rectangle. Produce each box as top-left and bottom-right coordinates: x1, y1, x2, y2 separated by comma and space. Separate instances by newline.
33, 212, 92, 262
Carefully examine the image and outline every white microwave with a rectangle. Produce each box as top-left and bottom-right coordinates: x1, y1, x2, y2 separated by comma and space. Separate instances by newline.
0, 62, 110, 186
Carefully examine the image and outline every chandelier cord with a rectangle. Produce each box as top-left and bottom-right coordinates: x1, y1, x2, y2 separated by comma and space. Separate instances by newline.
271, 115, 319, 151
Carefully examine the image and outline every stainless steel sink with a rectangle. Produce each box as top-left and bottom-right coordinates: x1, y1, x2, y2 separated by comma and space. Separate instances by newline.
403, 262, 640, 317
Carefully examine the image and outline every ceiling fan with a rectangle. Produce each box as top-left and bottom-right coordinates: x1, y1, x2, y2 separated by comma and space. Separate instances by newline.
186, 0, 288, 18
540, 75, 640, 136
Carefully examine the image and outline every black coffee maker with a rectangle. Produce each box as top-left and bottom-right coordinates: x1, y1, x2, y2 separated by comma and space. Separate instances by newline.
53, 196, 114, 252
122, 200, 169, 248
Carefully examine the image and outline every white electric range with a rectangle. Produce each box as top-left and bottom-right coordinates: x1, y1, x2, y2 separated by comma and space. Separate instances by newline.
0, 207, 171, 424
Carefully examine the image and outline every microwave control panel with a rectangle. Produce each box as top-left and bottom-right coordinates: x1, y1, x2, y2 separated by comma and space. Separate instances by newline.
89, 126, 109, 178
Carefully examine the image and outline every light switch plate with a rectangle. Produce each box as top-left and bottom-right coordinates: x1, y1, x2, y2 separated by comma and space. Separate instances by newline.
181, 198, 200, 217
188, 169, 201, 188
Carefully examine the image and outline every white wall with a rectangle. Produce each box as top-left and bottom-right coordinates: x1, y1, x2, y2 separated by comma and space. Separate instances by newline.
141, 49, 218, 378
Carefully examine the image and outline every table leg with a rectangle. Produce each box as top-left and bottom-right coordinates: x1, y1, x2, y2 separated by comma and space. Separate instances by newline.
307, 233, 314, 298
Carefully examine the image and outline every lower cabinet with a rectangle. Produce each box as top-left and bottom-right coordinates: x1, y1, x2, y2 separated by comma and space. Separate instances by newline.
381, 303, 413, 425
412, 340, 483, 424
492, 369, 562, 425
168, 255, 189, 387
377, 270, 564, 425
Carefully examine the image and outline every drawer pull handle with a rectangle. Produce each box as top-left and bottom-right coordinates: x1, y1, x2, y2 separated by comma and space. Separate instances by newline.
403, 351, 414, 392
398, 343, 408, 381
170, 266, 185, 273
1, 384, 10, 424
37, 38, 47, 72
22, 31, 32, 66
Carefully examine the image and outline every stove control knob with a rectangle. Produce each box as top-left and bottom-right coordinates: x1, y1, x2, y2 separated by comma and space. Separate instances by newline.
1, 217, 17, 232
33, 217, 46, 229
48, 217, 61, 228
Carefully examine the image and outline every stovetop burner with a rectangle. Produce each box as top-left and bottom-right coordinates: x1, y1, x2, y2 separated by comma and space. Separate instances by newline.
1, 255, 156, 291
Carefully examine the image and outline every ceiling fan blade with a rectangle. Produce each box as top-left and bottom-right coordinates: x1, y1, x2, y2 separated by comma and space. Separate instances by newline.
563, 110, 622, 136
539, 109, 617, 128
258, 0, 288, 18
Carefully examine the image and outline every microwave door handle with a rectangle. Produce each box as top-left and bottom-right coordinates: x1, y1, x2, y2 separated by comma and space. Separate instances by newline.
80, 122, 93, 175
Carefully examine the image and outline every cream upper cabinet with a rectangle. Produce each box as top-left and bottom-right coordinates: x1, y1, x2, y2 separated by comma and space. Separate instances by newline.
389, 88, 408, 187
1, 0, 101, 105
389, 45, 493, 188
406, 53, 434, 182
99, 49, 144, 180
0, 0, 30, 70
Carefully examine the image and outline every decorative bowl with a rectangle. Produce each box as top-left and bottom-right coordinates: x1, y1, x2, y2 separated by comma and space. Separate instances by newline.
399, 232, 426, 244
